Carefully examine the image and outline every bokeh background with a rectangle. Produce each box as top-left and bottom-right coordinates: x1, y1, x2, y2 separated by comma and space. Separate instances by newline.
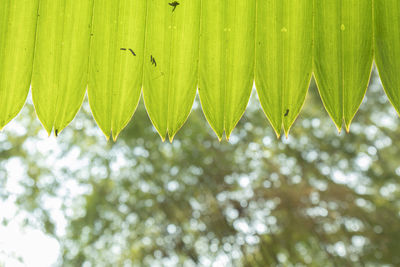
1, 69, 400, 266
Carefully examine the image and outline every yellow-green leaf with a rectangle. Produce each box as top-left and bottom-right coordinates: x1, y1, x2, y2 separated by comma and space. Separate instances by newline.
32, 0, 93, 135
0, 1, 38, 129
88, 0, 146, 140
199, 0, 256, 140
256, 0, 313, 137
143, 0, 200, 142
374, 0, 400, 115
313, 0, 373, 131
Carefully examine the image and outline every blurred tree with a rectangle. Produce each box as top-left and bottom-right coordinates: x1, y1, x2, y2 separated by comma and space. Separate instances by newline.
0, 70, 400, 266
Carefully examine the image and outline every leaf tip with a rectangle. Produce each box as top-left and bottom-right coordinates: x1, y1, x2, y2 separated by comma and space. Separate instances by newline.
112, 130, 121, 142
272, 128, 281, 139
210, 128, 223, 142
157, 131, 167, 142
344, 115, 355, 134
345, 123, 351, 133
332, 119, 343, 134
225, 130, 233, 142
283, 129, 290, 139
167, 127, 179, 143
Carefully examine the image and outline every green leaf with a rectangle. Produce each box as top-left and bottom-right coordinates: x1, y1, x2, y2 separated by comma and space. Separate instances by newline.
199, 0, 256, 140
143, 0, 201, 142
313, 0, 373, 132
256, 0, 313, 137
32, 0, 93, 135
374, 0, 400, 115
0, 1, 38, 129
88, 0, 146, 140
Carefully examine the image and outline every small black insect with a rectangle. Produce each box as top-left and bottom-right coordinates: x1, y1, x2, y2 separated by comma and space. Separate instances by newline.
168, 1, 180, 12
120, 48, 127, 51
150, 55, 157, 67
128, 48, 136, 56
55, 129, 58, 137
284, 109, 289, 117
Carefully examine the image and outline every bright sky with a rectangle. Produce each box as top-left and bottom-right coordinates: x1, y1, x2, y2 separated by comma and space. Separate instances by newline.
0, 134, 60, 266
0, 219, 59, 266
1, 105, 68, 267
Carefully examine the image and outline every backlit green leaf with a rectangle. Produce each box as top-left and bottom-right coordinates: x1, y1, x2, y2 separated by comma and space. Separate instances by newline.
256, 0, 313, 137
199, 0, 256, 140
143, 0, 200, 142
374, 0, 400, 115
313, 0, 373, 131
88, 0, 146, 140
32, 0, 93, 135
0, 1, 38, 129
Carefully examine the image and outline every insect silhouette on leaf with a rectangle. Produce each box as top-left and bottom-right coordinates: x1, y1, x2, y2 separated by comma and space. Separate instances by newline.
150, 55, 157, 67
168, 1, 180, 12
284, 109, 289, 117
121, 48, 136, 56
128, 49, 136, 56
55, 129, 58, 137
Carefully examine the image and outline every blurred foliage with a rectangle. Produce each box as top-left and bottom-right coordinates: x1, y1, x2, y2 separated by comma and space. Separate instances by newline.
1, 70, 400, 267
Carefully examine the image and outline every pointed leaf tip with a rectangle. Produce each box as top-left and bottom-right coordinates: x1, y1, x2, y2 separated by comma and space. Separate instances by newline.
374, 0, 400, 114
88, 0, 144, 143
32, 0, 92, 135
256, 0, 312, 138
314, 0, 372, 132
143, 0, 200, 141
0, 1, 38, 131
199, 0, 255, 140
